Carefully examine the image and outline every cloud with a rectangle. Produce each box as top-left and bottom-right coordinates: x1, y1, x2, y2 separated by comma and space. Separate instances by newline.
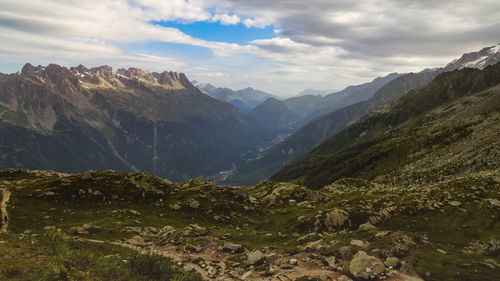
0, 0, 499, 95
212, 14, 240, 25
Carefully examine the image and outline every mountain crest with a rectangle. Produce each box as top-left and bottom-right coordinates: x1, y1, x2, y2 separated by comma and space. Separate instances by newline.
444, 44, 500, 71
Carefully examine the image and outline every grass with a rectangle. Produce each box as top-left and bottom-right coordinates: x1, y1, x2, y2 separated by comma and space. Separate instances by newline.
0, 230, 202, 281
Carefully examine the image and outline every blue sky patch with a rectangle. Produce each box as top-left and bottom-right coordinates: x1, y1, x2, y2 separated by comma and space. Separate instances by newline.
153, 21, 276, 45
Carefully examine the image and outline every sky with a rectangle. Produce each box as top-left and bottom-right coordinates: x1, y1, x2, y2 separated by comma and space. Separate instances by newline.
0, 0, 499, 96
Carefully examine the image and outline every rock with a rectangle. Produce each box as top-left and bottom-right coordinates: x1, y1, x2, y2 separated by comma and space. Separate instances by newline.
340, 246, 357, 260
449, 201, 462, 207
127, 235, 147, 246
240, 270, 252, 280
222, 242, 243, 253
384, 257, 399, 268
70, 223, 97, 235
486, 198, 500, 209
337, 275, 353, 281
300, 239, 329, 251
437, 249, 447, 254
288, 199, 297, 206
157, 225, 175, 237
324, 209, 350, 230
349, 251, 385, 279
128, 209, 140, 216
171, 204, 181, 210
325, 256, 336, 268
350, 240, 368, 247
185, 198, 200, 209
194, 175, 205, 184
43, 191, 55, 197
358, 222, 377, 231
481, 259, 500, 269
246, 250, 265, 265
267, 265, 279, 275
289, 258, 298, 265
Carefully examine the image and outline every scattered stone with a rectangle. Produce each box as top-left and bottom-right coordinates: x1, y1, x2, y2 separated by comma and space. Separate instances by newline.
288, 199, 297, 206
325, 256, 336, 268
437, 249, 447, 254
350, 240, 368, 247
43, 191, 55, 197
375, 231, 390, 237
384, 257, 399, 268
349, 251, 385, 279
340, 246, 357, 260
486, 198, 500, 209
358, 222, 377, 231
127, 235, 147, 246
222, 242, 243, 253
128, 209, 140, 216
337, 275, 353, 281
324, 209, 350, 230
246, 250, 265, 265
481, 259, 500, 269
289, 258, 298, 265
449, 201, 462, 207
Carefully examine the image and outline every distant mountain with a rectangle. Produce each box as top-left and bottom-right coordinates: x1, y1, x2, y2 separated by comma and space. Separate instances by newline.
247, 98, 299, 129
0, 64, 274, 181
296, 88, 336, 97
248, 73, 402, 131
193, 82, 278, 113
443, 44, 500, 71
273, 63, 500, 188
226, 44, 500, 185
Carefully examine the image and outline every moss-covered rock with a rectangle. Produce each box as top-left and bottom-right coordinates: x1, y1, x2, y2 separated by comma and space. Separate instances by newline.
349, 251, 385, 279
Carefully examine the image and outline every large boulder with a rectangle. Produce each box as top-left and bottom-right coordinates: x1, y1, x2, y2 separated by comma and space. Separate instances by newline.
324, 209, 350, 231
349, 251, 385, 279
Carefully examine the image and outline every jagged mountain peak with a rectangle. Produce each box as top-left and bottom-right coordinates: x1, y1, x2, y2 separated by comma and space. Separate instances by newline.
14, 63, 194, 92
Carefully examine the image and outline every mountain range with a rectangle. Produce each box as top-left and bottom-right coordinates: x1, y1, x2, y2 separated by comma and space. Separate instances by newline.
295, 88, 337, 97
0, 64, 274, 181
273, 62, 500, 188
193, 82, 278, 113
247, 73, 402, 131
225, 44, 500, 185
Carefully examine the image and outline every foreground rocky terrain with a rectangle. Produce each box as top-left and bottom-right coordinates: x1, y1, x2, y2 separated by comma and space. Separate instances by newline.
0, 168, 499, 280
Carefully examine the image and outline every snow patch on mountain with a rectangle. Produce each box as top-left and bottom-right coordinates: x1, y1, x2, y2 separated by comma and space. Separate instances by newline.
489, 45, 500, 54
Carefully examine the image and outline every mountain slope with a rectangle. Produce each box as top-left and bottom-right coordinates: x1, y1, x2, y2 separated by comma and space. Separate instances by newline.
273, 63, 500, 189
0, 64, 273, 181
247, 97, 299, 129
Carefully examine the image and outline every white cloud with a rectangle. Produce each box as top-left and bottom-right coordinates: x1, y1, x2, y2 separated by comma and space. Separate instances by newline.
0, 0, 499, 95
212, 14, 240, 25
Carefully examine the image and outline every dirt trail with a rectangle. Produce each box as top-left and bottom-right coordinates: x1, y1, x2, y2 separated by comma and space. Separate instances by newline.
0, 188, 10, 233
